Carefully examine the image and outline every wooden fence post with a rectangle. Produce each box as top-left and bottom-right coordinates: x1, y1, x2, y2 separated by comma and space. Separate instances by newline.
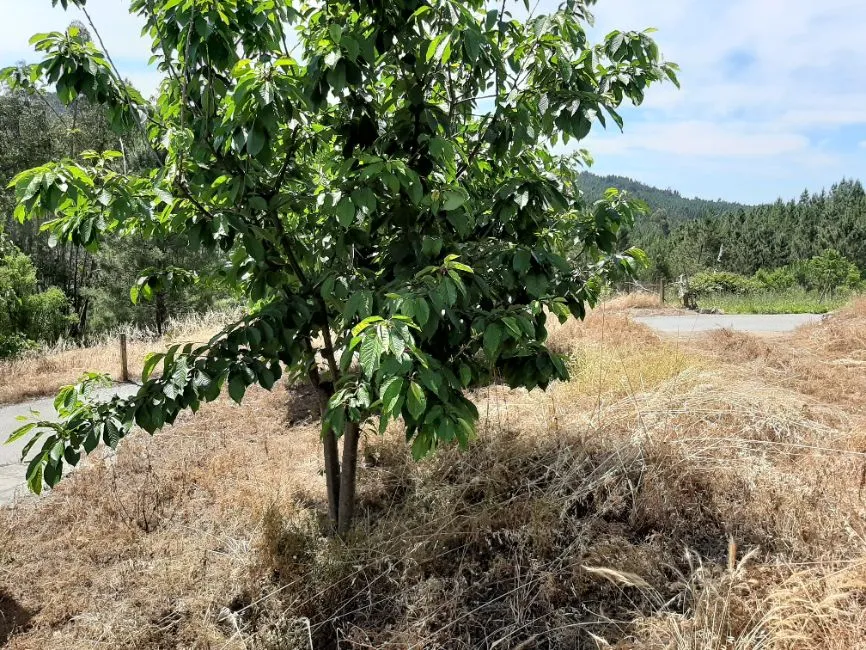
120, 333, 129, 383
659, 279, 666, 305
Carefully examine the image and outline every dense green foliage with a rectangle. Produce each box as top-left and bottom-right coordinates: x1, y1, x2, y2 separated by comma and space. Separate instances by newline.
689, 270, 760, 297
0, 33, 227, 343
9, 0, 676, 533
628, 179, 866, 281
679, 250, 861, 314
0, 228, 74, 355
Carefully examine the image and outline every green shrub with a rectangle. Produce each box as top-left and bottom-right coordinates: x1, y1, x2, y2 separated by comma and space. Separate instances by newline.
0, 333, 36, 358
754, 266, 797, 291
689, 271, 760, 296
0, 230, 73, 356
24, 287, 75, 342
806, 249, 861, 296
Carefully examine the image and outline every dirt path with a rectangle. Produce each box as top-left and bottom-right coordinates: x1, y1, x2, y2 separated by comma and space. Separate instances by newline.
0, 384, 138, 505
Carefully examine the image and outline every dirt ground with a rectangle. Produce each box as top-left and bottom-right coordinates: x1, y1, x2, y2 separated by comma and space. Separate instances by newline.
1, 298, 865, 648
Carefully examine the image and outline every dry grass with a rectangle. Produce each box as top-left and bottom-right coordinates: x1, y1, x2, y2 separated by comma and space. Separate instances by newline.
600, 291, 666, 312
0, 311, 237, 405
2, 301, 866, 648
696, 300, 866, 412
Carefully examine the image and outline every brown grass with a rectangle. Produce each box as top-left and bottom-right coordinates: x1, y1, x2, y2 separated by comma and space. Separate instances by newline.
601, 291, 666, 312
2, 301, 866, 648
0, 311, 235, 405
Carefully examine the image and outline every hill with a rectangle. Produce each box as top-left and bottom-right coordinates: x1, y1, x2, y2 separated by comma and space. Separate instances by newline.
579, 171, 748, 223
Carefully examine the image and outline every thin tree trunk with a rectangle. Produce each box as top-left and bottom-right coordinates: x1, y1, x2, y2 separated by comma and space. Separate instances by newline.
307, 364, 341, 532
78, 297, 90, 344
323, 424, 342, 529
337, 421, 361, 537
155, 291, 167, 337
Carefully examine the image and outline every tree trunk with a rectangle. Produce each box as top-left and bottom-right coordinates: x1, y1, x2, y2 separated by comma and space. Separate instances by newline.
155, 291, 167, 337
337, 421, 360, 537
323, 424, 341, 529
307, 365, 341, 533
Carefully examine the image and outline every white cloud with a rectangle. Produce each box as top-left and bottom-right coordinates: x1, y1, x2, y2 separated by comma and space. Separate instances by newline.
577, 0, 866, 202
588, 121, 808, 158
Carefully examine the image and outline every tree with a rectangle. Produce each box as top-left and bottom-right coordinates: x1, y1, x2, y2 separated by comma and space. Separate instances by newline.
7, 0, 676, 535
807, 249, 860, 299
0, 227, 74, 356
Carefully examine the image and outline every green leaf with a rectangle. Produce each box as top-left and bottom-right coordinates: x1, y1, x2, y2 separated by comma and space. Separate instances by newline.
411, 431, 432, 460
228, 372, 247, 404
442, 189, 467, 211
483, 323, 503, 359
246, 126, 266, 157
407, 381, 427, 420
458, 364, 472, 388
142, 353, 164, 382
6, 423, 36, 445
64, 446, 81, 467
258, 366, 276, 390
49, 439, 65, 462
380, 377, 404, 415
328, 24, 343, 44
426, 33, 450, 62
414, 298, 431, 327
525, 273, 549, 298
513, 249, 531, 273
26, 456, 44, 495
336, 196, 355, 227
244, 233, 265, 262
359, 331, 384, 378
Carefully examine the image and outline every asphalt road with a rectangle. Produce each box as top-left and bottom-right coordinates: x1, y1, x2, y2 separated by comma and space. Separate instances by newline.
634, 313, 824, 335
0, 384, 138, 505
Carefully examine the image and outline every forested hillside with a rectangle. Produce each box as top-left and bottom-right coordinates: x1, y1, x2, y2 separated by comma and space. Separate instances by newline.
0, 49, 228, 352
579, 171, 747, 223
581, 171, 866, 284
632, 179, 866, 280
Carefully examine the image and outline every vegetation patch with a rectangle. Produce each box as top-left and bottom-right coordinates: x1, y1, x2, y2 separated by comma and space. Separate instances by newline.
698, 289, 849, 315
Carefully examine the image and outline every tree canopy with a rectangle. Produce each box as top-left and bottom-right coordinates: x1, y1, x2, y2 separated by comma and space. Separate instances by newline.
8, 0, 677, 533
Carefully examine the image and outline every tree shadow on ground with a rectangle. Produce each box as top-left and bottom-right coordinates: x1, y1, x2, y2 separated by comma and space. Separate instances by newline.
0, 590, 33, 645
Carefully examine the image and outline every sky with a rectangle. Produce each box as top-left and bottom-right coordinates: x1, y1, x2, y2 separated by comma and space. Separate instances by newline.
0, 0, 864, 205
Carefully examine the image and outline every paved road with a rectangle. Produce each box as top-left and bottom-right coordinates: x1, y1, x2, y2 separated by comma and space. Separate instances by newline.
634, 313, 824, 335
0, 384, 138, 505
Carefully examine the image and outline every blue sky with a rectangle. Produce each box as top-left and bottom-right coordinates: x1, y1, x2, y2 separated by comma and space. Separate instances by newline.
0, 0, 864, 204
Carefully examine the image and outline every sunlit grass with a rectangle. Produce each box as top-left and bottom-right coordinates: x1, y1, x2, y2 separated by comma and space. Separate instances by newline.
701, 290, 850, 314
659, 289, 853, 314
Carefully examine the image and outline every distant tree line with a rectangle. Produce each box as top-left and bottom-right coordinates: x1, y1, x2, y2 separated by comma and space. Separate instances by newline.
581, 173, 866, 291
579, 171, 747, 225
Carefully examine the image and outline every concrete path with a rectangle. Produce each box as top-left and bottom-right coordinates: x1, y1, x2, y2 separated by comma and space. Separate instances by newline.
0, 384, 138, 505
634, 313, 824, 336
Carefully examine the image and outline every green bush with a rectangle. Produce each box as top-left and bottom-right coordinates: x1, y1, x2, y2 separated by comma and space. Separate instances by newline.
0, 230, 73, 357
0, 333, 36, 358
689, 271, 760, 296
806, 249, 861, 296
754, 266, 797, 291
24, 287, 76, 342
